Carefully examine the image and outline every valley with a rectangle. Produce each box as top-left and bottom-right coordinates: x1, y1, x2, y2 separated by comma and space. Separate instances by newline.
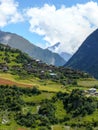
1, 0, 98, 129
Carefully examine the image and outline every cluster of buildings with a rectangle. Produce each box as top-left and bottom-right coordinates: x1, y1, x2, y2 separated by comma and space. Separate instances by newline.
85, 88, 98, 96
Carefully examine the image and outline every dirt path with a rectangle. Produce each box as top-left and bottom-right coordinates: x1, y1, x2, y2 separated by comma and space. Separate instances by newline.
0, 78, 32, 88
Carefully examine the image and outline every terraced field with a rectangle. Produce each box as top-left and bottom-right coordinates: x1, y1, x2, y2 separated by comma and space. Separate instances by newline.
0, 73, 67, 92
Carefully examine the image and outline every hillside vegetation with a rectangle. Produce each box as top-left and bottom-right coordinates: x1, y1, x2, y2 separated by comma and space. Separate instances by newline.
0, 85, 98, 130
0, 44, 98, 130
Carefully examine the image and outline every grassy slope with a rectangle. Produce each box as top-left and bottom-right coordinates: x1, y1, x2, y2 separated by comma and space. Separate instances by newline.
22, 92, 54, 103
1, 73, 98, 92
54, 100, 67, 120
78, 79, 98, 88
0, 73, 66, 92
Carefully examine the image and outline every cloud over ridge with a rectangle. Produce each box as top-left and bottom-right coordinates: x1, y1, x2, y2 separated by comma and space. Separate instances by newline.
26, 1, 98, 54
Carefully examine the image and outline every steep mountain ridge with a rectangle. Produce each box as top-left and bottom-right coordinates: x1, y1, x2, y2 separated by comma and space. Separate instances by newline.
65, 29, 98, 78
0, 31, 65, 66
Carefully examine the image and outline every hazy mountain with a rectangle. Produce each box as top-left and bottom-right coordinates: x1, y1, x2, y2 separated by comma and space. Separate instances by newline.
60, 52, 72, 61
0, 31, 66, 66
47, 42, 72, 61
65, 29, 98, 78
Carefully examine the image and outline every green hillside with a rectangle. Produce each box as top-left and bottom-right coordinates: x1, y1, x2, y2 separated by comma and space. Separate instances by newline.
0, 43, 90, 85
0, 44, 98, 130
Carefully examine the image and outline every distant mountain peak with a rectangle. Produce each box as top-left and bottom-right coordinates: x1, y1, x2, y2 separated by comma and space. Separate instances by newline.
48, 42, 60, 50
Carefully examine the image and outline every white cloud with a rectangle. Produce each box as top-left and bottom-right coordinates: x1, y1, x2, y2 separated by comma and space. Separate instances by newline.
26, 1, 98, 54
0, 0, 23, 27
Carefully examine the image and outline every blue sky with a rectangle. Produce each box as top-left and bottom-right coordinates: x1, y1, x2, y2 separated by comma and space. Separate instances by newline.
1, 0, 98, 54
16, 0, 96, 8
